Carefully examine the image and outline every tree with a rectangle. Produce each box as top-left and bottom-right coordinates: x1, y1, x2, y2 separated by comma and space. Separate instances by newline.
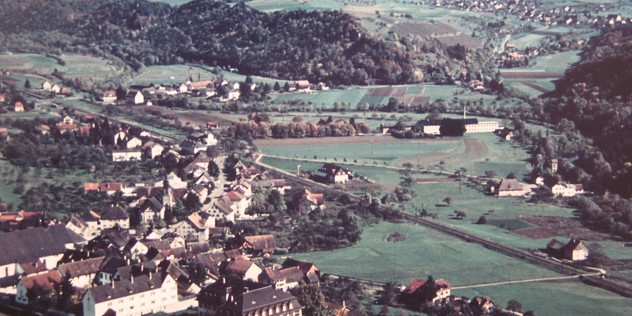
24, 79, 31, 89
290, 284, 330, 316
443, 196, 452, 205
454, 210, 466, 219
273, 81, 280, 91
208, 160, 220, 177
507, 299, 522, 312
476, 215, 487, 224
484, 170, 497, 179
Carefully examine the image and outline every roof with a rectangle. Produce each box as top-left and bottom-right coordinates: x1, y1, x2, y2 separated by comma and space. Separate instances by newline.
58, 257, 106, 278
243, 235, 276, 252
99, 256, 128, 275
0, 225, 83, 266
319, 163, 349, 176
263, 266, 304, 283
404, 278, 450, 294
100, 206, 128, 220
281, 258, 319, 276
302, 189, 324, 206
186, 212, 210, 231
103, 90, 116, 97
497, 178, 523, 192
224, 259, 255, 276
226, 191, 246, 202
218, 285, 303, 314
20, 270, 63, 291
87, 271, 170, 303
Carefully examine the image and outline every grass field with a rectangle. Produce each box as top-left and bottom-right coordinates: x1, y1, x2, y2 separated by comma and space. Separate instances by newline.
290, 222, 560, 285
453, 280, 632, 316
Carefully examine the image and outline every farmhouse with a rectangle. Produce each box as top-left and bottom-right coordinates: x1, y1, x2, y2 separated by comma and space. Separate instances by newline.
14, 101, 24, 112
494, 178, 532, 197
298, 189, 324, 213
313, 163, 352, 184
551, 182, 583, 197
546, 238, 589, 261
103, 90, 117, 104
401, 277, 451, 305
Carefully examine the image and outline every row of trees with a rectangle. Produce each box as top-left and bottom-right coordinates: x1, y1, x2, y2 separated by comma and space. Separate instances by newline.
226, 118, 370, 140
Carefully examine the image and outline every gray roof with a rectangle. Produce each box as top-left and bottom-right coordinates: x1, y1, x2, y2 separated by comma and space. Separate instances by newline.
219, 285, 303, 314
0, 225, 84, 266
87, 271, 169, 303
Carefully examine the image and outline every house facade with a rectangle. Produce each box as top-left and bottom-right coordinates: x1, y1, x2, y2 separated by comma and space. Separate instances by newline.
112, 149, 143, 162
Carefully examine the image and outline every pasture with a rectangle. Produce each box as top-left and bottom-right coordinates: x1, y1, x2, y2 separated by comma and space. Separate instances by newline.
58, 54, 121, 79
453, 280, 632, 316
0, 54, 58, 74
129, 65, 217, 85
290, 221, 560, 286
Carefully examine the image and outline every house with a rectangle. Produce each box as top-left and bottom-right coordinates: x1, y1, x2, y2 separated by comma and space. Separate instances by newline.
142, 141, 165, 159
206, 121, 220, 130
170, 212, 215, 241
42, 81, 52, 91
126, 90, 145, 105
15, 270, 63, 305
182, 152, 211, 177
250, 179, 291, 195
551, 182, 581, 197
51, 84, 61, 94
82, 270, 183, 316
0, 92, 5, 102
126, 137, 143, 149
314, 163, 352, 184
281, 258, 320, 285
0, 210, 46, 232
213, 190, 251, 221
112, 148, 143, 162
103, 90, 117, 104
95, 256, 128, 285
298, 189, 324, 213
401, 277, 451, 306
242, 234, 277, 257
197, 278, 302, 316
222, 259, 262, 282
546, 238, 589, 261
14, 101, 24, 112
57, 256, 105, 288
181, 132, 218, 155
469, 296, 494, 315
212, 285, 302, 316
83, 182, 123, 195
138, 196, 166, 224
66, 207, 129, 239
260, 266, 304, 291
495, 178, 532, 197
0, 225, 83, 280
293, 80, 311, 92
494, 127, 513, 140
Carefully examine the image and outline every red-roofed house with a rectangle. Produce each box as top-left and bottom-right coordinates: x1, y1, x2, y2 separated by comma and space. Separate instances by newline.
298, 189, 324, 213
401, 277, 451, 306
223, 259, 262, 282
103, 90, 117, 104
242, 234, 276, 257
15, 270, 63, 305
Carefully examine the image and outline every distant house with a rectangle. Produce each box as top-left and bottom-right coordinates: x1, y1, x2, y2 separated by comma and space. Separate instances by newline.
551, 182, 583, 197
250, 179, 291, 195
83, 182, 123, 195
42, 81, 52, 91
126, 137, 143, 149
102, 90, 117, 104
546, 238, 589, 261
14, 101, 24, 112
170, 212, 215, 241
293, 80, 311, 91
494, 127, 514, 140
469, 296, 494, 315
112, 148, 143, 162
281, 258, 320, 285
206, 121, 220, 130
313, 163, 352, 184
261, 266, 304, 291
0, 92, 6, 102
66, 207, 129, 239
181, 132, 218, 155
15, 270, 63, 305
142, 141, 165, 159
401, 277, 451, 306
298, 189, 324, 213
495, 178, 532, 197
242, 234, 277, 257
126, 90, 145, 105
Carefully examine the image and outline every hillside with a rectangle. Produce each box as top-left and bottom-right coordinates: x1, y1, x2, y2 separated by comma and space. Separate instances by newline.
0, 0, 418, 85
545, 25, 632, 196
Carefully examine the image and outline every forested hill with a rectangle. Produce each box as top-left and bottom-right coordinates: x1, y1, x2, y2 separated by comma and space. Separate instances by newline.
544, 25, 632, 196
0, 0, 418, 85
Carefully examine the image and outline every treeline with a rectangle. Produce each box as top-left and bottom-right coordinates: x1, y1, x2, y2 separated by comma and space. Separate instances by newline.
0, 0, 418, 85
226, 117, 371, 140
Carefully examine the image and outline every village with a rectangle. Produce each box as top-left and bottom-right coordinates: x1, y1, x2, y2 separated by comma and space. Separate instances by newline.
0, 73, 604, 316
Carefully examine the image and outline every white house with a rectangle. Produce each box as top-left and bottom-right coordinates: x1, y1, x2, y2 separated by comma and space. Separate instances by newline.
126, 137, 143, 149
170, 212, 215, 241
66, 208, 129, 239
112, 149, 143, 162
42, 81, 52, 91
126, 90, 145, 105
552, 183, 583, 197
103, 90, 117, 104
82, 272, 182, 316
142, 141, 165, 159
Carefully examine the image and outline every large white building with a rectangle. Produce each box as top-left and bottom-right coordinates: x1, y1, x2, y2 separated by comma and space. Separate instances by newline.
83, 272, 180, 316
